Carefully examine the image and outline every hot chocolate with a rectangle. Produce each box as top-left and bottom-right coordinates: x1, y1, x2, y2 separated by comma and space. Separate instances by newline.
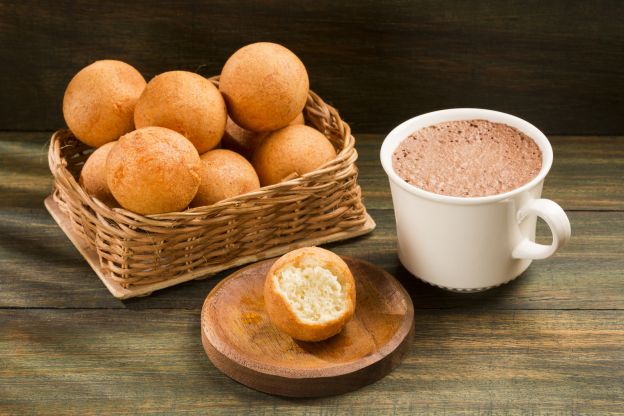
392, 119, 542, 197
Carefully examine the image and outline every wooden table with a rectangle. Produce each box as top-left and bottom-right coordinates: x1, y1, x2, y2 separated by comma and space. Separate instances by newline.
1, 132, 622, 414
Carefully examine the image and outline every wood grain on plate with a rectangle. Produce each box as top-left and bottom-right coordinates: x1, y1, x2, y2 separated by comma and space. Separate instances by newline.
201, 257, 414, 397
1, 1, 622, 134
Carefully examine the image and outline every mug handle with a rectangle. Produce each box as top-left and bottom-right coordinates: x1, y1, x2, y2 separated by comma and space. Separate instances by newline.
512, 199, 571, 260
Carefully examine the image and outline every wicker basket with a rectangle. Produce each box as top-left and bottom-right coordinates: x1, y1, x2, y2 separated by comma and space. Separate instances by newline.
46, 77, 375, 298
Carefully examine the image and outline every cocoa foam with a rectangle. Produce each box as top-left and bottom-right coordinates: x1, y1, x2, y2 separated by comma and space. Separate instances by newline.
392, 119, 542, 197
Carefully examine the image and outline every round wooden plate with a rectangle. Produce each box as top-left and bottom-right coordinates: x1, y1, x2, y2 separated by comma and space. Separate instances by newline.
201, 256, 415, 397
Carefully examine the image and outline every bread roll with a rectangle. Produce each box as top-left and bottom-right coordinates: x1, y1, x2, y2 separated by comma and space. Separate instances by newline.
191, 149, 260, 206
264, 247, 356, 342
220, 117, 263, 160
252, 125, 336, 186
63, 60, 146, 147
220, 42, 309, 132
222, 112, 304, 159
106, 127, 201, 215
134, 71, 227, 153
79, 141, 117, 206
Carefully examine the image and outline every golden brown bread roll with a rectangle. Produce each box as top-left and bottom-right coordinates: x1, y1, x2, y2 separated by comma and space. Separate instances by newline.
252, 124, 336, 186
106, 127, 201, 215
191, 149, 260, 206
219, 42, 309, 132
264, 247, 356, 342
79, 141, 117, 206
220, 117, 263, 160
222, 113, 305, 160
63, 60, 146, 147
134, 71, 227, 153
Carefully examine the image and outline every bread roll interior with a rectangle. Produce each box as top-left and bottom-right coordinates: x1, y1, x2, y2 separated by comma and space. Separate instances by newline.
274, 261, 347, 324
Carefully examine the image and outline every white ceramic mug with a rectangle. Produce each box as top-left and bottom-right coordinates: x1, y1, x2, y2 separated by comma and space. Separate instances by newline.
380, 109, 571, 291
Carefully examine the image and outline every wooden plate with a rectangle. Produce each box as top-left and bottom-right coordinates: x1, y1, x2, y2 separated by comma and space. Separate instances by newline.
201, 256, 414, 397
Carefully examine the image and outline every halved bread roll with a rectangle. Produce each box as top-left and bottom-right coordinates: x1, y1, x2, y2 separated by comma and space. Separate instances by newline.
264, 247, 356, 342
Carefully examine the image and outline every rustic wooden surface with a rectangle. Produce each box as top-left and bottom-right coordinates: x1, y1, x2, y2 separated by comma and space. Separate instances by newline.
201, 257, 414, 397
0, 132, 623, 413
1, 1, 623, 135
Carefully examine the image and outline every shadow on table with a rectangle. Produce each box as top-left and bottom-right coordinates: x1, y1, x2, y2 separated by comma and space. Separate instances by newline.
391, 260, 528, 310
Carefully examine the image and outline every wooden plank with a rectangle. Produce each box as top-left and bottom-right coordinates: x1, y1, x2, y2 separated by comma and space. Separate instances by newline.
28, 134, 623, 213
328, 209, 624, 311
0, 133, 53, 210
2, 133, 622, 212
1, 206, 622, 310
1, 131, 623, 309
0, 1, 623, 134
1, 309, 622, 414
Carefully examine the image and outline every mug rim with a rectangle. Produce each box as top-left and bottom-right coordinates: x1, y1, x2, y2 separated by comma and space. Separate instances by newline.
380, 108, 554, 205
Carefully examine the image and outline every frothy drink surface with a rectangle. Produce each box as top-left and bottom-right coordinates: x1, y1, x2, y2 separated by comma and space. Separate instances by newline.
392, 120, 542, 197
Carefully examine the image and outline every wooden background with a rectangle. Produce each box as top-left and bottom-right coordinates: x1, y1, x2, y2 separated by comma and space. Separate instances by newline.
1, 1, 623, 414
0, 0, 622, 134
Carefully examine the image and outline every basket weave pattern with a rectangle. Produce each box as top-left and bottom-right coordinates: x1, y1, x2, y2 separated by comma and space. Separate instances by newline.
48, 79, 369, 288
